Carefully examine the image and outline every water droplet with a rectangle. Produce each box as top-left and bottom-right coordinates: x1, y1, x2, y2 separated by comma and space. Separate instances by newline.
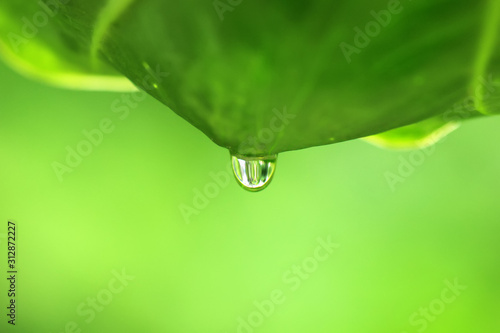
231, 154, 277, 192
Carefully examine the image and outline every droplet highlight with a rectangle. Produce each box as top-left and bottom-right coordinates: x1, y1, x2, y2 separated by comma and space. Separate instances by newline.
231, 154, 277, 192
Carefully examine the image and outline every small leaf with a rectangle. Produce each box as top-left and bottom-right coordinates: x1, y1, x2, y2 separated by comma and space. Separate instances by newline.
364, 116, 460, 150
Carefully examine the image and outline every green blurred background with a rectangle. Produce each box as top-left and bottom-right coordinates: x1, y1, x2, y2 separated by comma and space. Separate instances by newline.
0, 58, 499, 333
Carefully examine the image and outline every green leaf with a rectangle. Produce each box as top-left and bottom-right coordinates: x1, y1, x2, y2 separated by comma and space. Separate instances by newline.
0, 1, 136, 91
363, 115, 461, 150
2, 0, 500, 154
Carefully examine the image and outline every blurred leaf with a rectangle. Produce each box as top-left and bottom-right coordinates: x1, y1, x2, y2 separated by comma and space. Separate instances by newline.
2, 0, 500, 153
363, 116, 461, 150
0, 1, 136, 91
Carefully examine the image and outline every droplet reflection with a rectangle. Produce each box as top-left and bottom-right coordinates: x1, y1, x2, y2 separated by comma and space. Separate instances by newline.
231, 154, 277, 192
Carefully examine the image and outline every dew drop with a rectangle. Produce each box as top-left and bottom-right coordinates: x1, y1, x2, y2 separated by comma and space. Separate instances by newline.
231, 154, 277, 192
